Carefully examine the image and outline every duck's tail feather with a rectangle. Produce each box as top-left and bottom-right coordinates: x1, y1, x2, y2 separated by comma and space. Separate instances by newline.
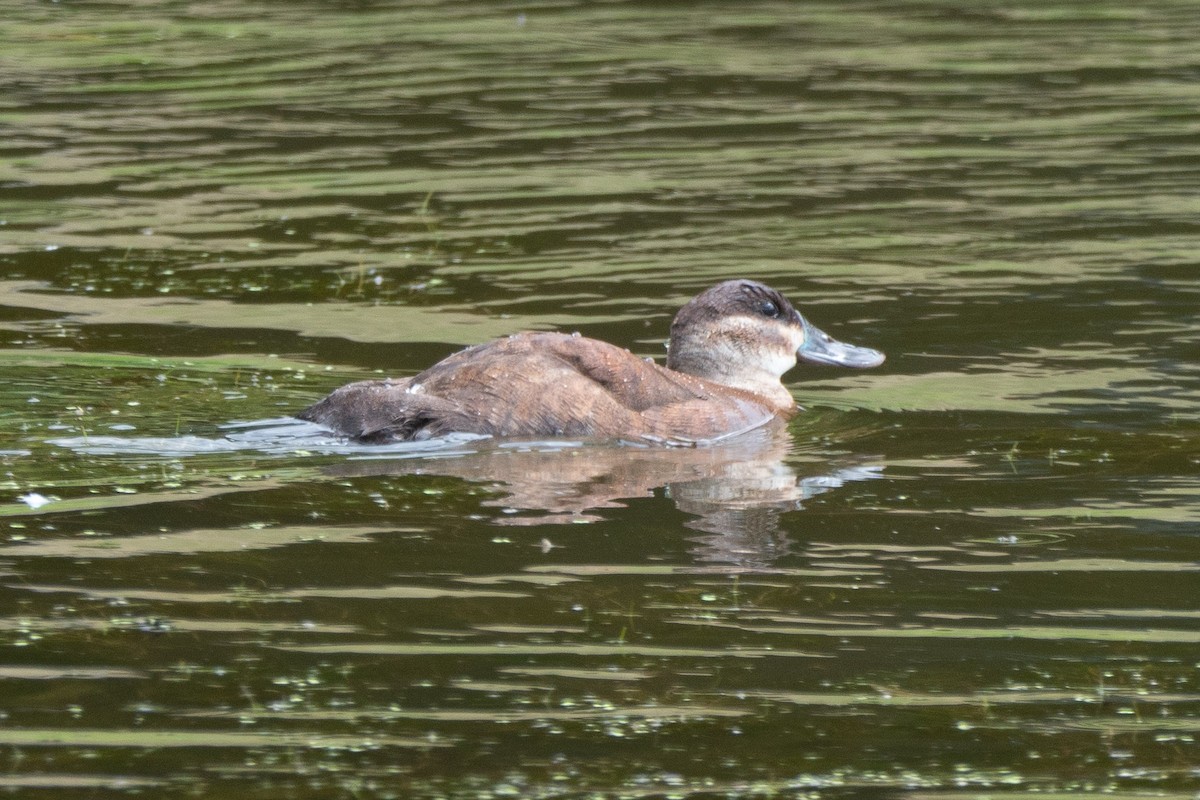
297, 379, 472, 442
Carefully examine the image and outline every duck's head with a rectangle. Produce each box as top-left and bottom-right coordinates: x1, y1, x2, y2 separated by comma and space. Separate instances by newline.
666, 279, 885, 408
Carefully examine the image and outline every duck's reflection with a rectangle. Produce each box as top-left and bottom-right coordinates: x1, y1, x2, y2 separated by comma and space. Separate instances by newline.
320, 423, 881, 566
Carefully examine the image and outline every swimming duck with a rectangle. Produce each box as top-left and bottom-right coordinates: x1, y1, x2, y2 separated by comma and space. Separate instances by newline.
297, 279, 884, 445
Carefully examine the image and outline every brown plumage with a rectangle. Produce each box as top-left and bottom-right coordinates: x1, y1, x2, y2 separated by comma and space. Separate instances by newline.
297, 280, 884, 445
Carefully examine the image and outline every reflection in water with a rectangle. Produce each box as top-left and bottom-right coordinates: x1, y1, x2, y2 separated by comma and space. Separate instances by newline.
316, 423, 882, 565
52, 420, 881, 566
679, 464, 882, 565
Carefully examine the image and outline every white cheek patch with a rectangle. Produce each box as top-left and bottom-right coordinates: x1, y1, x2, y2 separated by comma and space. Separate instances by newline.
762, 344, 798, 376
709, 315, 799, 377
787, 324, 807, 351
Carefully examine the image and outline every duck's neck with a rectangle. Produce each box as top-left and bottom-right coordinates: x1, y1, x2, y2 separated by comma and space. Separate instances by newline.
667, 338, 796, 410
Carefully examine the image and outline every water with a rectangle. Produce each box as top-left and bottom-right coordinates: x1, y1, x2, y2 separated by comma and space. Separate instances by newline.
2, 1, 1199, 797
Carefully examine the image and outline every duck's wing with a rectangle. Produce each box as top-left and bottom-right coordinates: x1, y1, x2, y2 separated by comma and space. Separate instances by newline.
546, 336, 783, 443
409, 333, 777, 442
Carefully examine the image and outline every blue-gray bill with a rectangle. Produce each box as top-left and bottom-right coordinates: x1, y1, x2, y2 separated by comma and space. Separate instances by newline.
797, 318, 886, 369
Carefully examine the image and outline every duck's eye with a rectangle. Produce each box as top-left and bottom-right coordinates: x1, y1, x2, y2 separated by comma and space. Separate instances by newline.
758, 300, 779, 318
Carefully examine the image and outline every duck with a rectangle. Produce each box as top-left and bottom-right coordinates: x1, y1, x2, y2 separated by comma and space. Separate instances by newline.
297, 279, 884, 445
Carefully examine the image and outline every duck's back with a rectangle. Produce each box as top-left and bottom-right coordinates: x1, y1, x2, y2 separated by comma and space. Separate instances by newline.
298, 332, 780, 444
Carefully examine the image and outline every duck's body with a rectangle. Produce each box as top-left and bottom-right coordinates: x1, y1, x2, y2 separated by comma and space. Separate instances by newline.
299, 331, 782, 444
298, 280, 884, 445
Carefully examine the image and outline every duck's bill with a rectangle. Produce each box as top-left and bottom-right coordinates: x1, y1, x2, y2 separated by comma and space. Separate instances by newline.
797, 320, 886, 368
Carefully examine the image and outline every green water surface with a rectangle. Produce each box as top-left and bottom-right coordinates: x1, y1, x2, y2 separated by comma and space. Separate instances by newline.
1, 1, 1198, 797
